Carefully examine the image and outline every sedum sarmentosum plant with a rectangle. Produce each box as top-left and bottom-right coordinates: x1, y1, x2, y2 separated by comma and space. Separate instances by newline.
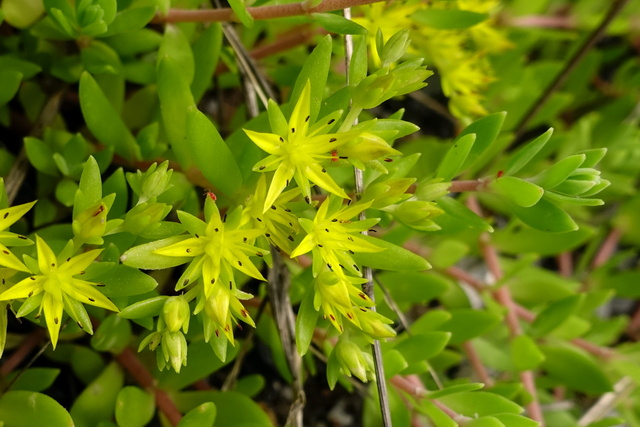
0, 0, 638, 426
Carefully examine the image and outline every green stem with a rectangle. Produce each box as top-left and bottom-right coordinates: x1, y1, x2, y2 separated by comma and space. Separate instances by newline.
338, 108, 362, 133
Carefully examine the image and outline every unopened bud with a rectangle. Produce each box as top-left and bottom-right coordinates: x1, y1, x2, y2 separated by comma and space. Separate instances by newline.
72, 201, 108, 243
163, 296, 190, 333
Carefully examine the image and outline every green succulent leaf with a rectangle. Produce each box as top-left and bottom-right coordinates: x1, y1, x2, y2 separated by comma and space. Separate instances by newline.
0, 391, 74, 426
436, 133, 476, 181
352, 235, 431, 271
504, 128, 553, 176
412, 9, 488, 30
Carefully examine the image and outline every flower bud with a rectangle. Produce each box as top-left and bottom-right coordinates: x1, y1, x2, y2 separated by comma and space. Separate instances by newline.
72, 201, 108, 243
124, 202, 171, 235
161, 331, 188, 373
335, 340, 375, 383
127, 161, 173, 204
163, 296, 191, 333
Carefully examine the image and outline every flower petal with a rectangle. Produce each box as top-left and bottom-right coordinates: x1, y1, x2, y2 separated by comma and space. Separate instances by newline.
36, 236, 58, 274
252, 154, 281, 173
264, 162, 295, 213
0, 243, 30, 272
289, 81, 311, 138
61, 249, 102, 275
244, 130, 283, 155
202, 256, 221, 298
304, 163, 349, 199
154, 237, 203, 258
0, 201, 37, 232
290, 234, 316, 258
71, 279, 119, 312
42, 292, 64, 348
0, 276, 42, 301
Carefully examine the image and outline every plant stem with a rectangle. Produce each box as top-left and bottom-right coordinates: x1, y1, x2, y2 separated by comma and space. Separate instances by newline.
343, 10, 392, 425
513, 0, 631, 138
461, 341, 494, 387
591, 227, 622, 269
468, 196, 545, 426
448, 180, 485, 193
116, 348, 182, 426
577, 377, 636, 426
157, 0, 384, 23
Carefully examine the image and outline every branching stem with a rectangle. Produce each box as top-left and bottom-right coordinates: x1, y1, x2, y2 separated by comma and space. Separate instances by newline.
156, 0, 383, 23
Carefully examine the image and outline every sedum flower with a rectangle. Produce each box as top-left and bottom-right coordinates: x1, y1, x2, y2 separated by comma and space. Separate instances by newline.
244, 82, 395, 212
291, 195, 383, 279
0, 200, 36, 273
0, 236, 118, 348
242, 174, 300, 255
313, 271, 396, 339
154, 197, 263, 343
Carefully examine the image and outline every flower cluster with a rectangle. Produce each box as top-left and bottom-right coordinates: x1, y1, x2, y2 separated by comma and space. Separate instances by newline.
153, 196, 263, 344
0, 236, 119, 348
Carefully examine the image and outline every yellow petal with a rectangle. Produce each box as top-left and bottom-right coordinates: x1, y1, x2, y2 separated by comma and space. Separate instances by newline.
0, 276, 42, 301
290, 234, 316, 258
289, 81, 311, 138
0, 243, 30, 272
36, 235, 58, 274
304, 163, 349, 199
244, 130, 283, 155
0, 201, 37, 232
42, 292, 64, 348
61, 249, 102, 275
71, 279, 119, 312
264, 162, 295, 213
154, 237, 203, 258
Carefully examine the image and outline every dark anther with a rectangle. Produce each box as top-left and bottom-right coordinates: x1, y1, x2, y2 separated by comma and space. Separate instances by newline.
353, 264, 360, 272
256, 252, 263, 257
288, 235, 294, 242
271, 205, 277, 210
318, 244, 323, 247
54, 317, 59, 324
211, 278, 216, 284
256, 218, 262, 222
321, 168, 326, 173
243, 237, 248, 242
259, 166, 265, 170
325, 228, 330, 232
214, 228, 219, 232
238, 261, 243, 266
222, 214, 227, 222
291, 127, 296, 133
3, 213, 8, 219
28, 291, 33, 297
229, 282, 233, 289
384, 158, 393, 162
88, 297, 95, 302
305, 196, 311, 204
339, 156, 348, 159
265, 233, 271, 237
368, 229, 377, 233
329, 138, 337, 142
195, 234, 200, 238
305, 116, 310, 122
279, 136, 285, 142
186, 248, 191, 253
51, 263, 55, 267
327, 119, 335, 124
349, 250, 354, 254
18, 235, 27, 240
184, 279, 190, 286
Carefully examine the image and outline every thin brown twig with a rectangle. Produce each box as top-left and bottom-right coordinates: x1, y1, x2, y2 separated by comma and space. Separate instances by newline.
513, 0, 631, 138
0, 329, 46, 377
156, 0, 384, 24
591, 228, 622, 269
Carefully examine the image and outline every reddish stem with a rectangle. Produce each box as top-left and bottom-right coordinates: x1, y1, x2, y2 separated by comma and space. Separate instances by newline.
157, 0, 384, 23
462, 342, 494, 387
558, 252, 573, 277
116, 348, 182, 426
448, 180, 484, 193
592, 228, 622, 269
0, 330, 45, 376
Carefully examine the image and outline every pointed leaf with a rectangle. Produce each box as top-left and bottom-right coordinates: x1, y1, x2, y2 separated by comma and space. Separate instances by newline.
351, 235, 431, 271
510, 198, 578, 233
504, 128, 553, 176
436, 133, 476, 181
491, 176, 544, 208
